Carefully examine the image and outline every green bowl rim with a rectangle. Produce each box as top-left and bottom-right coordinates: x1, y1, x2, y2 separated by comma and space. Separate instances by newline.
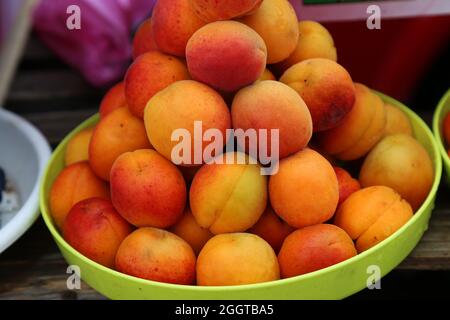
432, 88, 450, 173
39, 92, 442, 293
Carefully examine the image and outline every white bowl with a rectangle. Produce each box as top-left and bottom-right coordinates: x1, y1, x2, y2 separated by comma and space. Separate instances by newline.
0, 108, 51, 253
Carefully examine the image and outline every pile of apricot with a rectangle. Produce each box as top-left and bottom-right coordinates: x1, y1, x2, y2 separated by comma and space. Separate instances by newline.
49, 0, 434, 286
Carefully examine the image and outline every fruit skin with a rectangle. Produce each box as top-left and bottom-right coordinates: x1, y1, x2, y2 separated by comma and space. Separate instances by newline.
278, 224, 357, 278
333, 167, 361, 206
170, 208, 214, 255
248, 206, 294, 253
334, 186, 413, 253
334, 186, 400, 240
190, 0, 263, 22
383, 103, 413, 137
359, 134, 434, 210
278, 20, 337, 73
355, 198, 413, 252
49, 161, 110, 229
316, 83, 377, 155
239, 0, 299, 64
115, 228, 196, 285
189, 152, 268, 235
280, 58, 355, 132
186, 21, 267, 92
99, 82, 128, 119
124, 51, 190, 119
62, 198, 133, 268
197, 233, 280, 286
65, 127, 94, 166
144, 80, 231, 166
258, 69, 276, 81
231, 80, 312, 160
335, 92, 386, 161
152, 0, 206, 57
89, 107, 152, 181
269, 148, 339, 228
110, 149, 187, 228
132, 18, 158, 59
444, 112, 450, 146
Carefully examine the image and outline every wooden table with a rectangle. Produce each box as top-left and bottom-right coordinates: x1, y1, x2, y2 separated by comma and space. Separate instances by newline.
1, 36, 449, 300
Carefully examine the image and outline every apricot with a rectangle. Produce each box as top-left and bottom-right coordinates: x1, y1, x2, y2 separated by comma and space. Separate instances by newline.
356, 199, 413, 252
65, 127, 94, 166
170, 208, 214, 254
383, 103, 413, 137
316, 83, 377, 154
144, 80, 231, 166
333, 167, 361, 206
89, 107, 151, 181
189, 152, 267, 234
248, 206, 294, 253
239, 0, 299, 64
231, 80, 312, 159
334, 186, 413, 252
197, 233, 280, 286
124, 51, 190, 118
278, 224, 357, 277
190, 0, 262, 22
116, 228, 196, 285
278, 21, 337, 72
186, 21, 267, 92
110, 149, 186, 228
359, 134, 434, 210
336, 92, 386, 161
152, 0, 206, 57
444, 112, 450, 146
269, 148, 339, 228
280, 58, 355, 132
62, 198, 133, 268
49, 161, 110, 229
258, 68, 276, 81
335, 186, 401, 239
132, 18, 158, 59
99, 82, 127, 118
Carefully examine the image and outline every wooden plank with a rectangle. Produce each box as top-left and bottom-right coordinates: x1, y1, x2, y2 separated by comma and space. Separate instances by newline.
21, 110, 97, 145
6, 70, 100, 109
21, 35, 56, 63
0, 256, 103, 300
0, 0, 38, 105
0, 219, 104, 300
397, 184, 450, 270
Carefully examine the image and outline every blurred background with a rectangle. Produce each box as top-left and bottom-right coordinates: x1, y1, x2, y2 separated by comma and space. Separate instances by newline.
1, 0, 449, 114
0, 0, 449, 300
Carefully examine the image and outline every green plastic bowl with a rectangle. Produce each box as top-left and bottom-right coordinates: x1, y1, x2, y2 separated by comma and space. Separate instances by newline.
432, 88, 450, 182
40, 92, 441, 300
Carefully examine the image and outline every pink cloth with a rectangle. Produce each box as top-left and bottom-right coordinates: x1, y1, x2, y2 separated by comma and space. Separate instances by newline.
33, 0, 156, 87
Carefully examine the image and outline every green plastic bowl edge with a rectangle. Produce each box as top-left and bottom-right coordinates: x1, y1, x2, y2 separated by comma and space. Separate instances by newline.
432, 88, 450, 181
39, 93, 442, 300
